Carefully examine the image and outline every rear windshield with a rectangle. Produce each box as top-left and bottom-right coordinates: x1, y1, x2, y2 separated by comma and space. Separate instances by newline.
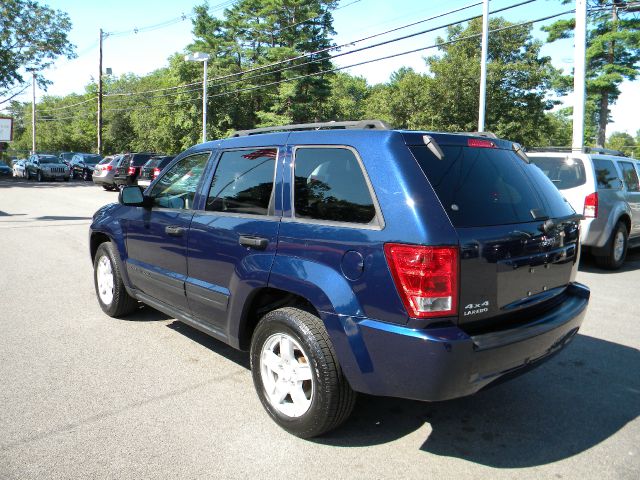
131, 154, 156, 166
410, 146, 574, 227
83, 155, 102, 164
529, 156, 586, 190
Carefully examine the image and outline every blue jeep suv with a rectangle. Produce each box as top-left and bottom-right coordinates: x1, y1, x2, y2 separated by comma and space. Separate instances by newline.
89, 120, 590, 437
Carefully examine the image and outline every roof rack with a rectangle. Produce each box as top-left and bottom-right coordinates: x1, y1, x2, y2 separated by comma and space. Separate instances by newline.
526, 146, 627, 156
231, 119, 392, 137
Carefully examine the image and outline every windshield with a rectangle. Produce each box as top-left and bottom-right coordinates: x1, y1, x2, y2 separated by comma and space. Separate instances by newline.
410, 146, 575, 227
39, 156, 59, 164
529, 156, 586, 190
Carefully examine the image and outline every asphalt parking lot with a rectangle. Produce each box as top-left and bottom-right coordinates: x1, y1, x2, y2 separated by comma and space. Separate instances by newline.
0, 177, 638, 479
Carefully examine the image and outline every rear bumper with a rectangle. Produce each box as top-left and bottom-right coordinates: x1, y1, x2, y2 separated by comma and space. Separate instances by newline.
114, 175, 135, 186
324, 282, 589, 402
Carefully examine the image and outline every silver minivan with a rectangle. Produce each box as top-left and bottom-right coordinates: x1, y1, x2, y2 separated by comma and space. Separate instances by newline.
529, 149, 640, 269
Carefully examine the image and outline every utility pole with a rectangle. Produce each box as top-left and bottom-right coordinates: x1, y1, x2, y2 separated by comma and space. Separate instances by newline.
97, 28, 103, 155
31, 72, 36, 154
184, 52, 211, 143
478, 0, 490, 132
572, 0, 587, 152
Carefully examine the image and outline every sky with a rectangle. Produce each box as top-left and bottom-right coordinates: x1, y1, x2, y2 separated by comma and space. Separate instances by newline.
7, 0, 639, 138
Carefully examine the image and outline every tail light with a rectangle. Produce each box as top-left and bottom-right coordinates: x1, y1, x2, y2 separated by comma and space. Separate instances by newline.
105, 165, 113, 171
384, 244, 458, 318
128, 166, 135, 175
153, 167, 161, 178
584, 192, 598, 218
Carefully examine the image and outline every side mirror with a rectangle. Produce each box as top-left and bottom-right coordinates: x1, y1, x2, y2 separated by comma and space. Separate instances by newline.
119, 186, 150, 207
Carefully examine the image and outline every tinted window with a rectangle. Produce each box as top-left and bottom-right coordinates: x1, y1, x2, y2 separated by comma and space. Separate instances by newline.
83, 155, 102, 164
410, 146, 574, 227
206, 148, 277, 215
593, 159, 622, 189
150, 152, 210, 209
618, 161, 639, 192
529, 156, 586, 190
293, 148, 376, 224
131, 154, 156, 166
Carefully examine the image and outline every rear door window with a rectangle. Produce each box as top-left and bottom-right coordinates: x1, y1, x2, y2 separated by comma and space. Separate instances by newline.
618, 161, 640, 192
293, 147, 377, 225
529, 156, 586, 189
593, 159, 623, 189
410, 146, 574, 227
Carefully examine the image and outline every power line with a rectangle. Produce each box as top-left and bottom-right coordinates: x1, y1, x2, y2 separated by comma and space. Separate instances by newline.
96, 9, 574, 116
104, 0, 539, 103
104, 0, 487, 99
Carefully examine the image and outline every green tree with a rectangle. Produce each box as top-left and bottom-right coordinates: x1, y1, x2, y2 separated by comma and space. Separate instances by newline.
607, 130, 637, 157
0, 0, 75, 105
421, 17, 560, 146
544, 0, 640, 147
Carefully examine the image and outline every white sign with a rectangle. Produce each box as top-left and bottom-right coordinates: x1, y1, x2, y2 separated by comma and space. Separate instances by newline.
0, 117, 13, 142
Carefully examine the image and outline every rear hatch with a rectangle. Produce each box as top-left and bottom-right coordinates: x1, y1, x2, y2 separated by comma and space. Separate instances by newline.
140, 158, 159, 180
408, 135, 580, 332
115, 155, 131, 177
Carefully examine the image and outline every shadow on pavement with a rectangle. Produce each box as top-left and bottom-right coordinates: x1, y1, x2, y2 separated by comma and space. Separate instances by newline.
579, 247, 640, 273
35, 215, 93, 221
166, 320, 250, 369
0, 178, 101, 188
315, 334, 639, 467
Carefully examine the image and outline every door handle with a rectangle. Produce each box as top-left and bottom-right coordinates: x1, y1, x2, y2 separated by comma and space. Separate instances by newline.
165, 225, 186, 237
239, 235, 269, 250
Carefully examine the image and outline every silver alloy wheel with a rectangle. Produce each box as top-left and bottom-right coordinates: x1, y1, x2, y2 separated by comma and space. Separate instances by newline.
613, 230, 625, 262
96, 255, 115, 306
260, 333, 314, 418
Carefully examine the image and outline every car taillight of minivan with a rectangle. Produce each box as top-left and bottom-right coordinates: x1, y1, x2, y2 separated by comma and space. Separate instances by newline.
153, 168, 161, 178
128, 166, 136, 175
584, 192, 598, 218
384, 244, 458, 318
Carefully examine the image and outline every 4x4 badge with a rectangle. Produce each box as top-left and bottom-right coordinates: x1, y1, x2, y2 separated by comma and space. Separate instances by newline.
464, 301, 489, 316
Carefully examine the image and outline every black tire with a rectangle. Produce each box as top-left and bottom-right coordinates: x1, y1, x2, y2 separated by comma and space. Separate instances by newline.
250, 307, 356, 438
102, 185, 111, 190
93, 242, 138, 317
595, 221, 628, 270
64, 176, 70, 182
25, 169, 30, 180
37, 170, 43, 182
83, 169, 90, 181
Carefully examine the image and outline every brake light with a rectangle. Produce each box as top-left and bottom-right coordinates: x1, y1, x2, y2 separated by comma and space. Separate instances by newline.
384, 244, 458, 318
128, 166, 135, 175
584, 192, 598, 218
468, 138, 496, 148
153, 167, 161, 178
105, 165, 112, 171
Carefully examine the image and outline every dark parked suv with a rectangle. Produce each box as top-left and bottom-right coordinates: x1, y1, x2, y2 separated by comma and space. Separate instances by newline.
113, 152, 158, 188
89, 121, 590, 438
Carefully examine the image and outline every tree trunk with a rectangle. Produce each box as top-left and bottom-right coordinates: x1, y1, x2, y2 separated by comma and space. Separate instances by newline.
597, 93, 608, 148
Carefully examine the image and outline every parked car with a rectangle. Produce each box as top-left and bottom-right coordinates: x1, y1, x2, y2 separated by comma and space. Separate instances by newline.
90, 120, 590, 438
113, 152, 158, 188
0, 162, 12, 176
12, 159, 26, 178
59, 152, 76, 168
137, 155, 175, 188
92, 155, 122, 191
528, 148, 640, 269
25, 153, 70, 182
70, 153, 102, 180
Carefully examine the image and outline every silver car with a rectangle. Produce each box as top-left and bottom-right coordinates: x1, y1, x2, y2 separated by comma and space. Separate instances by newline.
92, 155, 122, 191
529, 149, 640, 269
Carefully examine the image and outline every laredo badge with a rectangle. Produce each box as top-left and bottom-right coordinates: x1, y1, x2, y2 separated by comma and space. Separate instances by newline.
464, 301, 489, 316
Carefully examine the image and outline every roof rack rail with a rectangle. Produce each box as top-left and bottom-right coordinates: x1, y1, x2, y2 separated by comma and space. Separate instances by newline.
526, 146, 627, 156
231, 119, 392, 137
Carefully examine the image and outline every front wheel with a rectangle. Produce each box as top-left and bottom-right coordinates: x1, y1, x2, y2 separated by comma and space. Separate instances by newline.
25, 169, 30, 180
250, 307, 356, 438
595, 221, 628, 270
93, 242, 138, 317
37, 171, 43, 182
